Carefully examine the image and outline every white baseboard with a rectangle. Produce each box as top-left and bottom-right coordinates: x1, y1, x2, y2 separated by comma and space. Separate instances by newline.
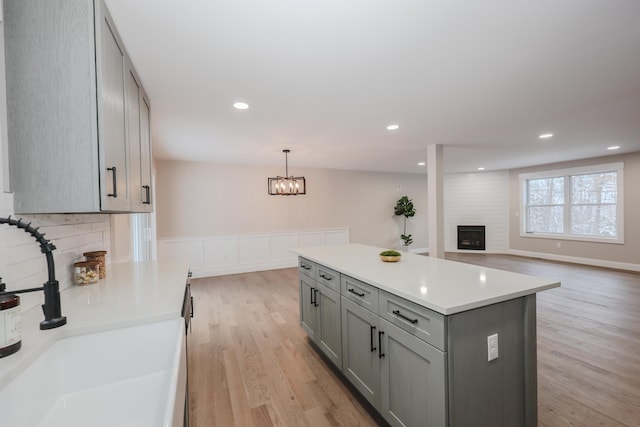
508, 249, 640, 272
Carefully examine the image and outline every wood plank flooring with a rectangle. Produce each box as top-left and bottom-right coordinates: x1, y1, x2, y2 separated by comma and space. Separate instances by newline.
188, 254, 640, 427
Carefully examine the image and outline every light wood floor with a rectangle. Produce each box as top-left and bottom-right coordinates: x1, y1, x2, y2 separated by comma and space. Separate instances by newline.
187, 254, 640, 426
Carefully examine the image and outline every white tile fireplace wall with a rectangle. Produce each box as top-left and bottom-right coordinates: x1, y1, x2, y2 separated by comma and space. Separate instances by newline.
444, 171, 509, 253
0, 193, 111, 312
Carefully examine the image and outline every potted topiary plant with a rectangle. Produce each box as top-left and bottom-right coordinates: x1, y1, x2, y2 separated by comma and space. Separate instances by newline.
394, 195, 416, 249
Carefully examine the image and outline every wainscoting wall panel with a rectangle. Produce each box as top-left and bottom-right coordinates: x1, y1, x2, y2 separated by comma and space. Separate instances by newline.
158, 228, 350, 278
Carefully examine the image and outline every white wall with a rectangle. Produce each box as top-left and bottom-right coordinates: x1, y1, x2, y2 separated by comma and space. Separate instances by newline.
155, 160, 429, 250
509, 152, 640, 269
444, 171, 510, 252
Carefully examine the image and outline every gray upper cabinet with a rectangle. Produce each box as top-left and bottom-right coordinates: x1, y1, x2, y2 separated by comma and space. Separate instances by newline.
98, 9, 130, 211
4, 0, 151, 214
139, 93, 153, 211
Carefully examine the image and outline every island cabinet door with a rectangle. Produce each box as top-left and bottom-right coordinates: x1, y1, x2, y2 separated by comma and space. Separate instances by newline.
341, 297, 382, 409
316, 286, 342, 368
300, 276, 317, 340
380, 318, 447, 427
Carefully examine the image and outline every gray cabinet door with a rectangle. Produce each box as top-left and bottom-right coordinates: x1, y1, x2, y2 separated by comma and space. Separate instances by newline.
316, 286, 342, 368
299, 276, 317, 340
341, 297, 381, 409
126, 64, 143, 212
380, 318, 447, 427
97, 6, 130, 211
139, 93, 153, 212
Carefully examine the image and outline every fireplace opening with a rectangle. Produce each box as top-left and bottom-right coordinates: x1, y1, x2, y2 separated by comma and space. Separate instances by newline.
457, 225, 486, 250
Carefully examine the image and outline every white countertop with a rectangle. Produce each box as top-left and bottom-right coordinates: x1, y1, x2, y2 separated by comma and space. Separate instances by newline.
293, 244, 560, 315
0, 259, 190, 388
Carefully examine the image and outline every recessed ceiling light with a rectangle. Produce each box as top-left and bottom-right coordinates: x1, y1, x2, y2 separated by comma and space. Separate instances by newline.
418, 162, 426, 166
539, 133, 553, 139
386, 124, 399, 131
607, 145, 620, 150
233, 102, 249, 110
478, 167, 486, 171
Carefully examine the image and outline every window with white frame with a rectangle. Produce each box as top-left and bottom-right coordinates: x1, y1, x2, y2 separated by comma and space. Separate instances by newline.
520, 163, 624, 243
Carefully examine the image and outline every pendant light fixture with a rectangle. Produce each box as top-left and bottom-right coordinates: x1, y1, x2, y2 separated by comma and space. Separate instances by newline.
268, 149, 306, 195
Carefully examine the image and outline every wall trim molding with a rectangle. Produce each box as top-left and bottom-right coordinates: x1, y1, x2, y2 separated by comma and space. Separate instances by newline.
158, 227, 350, 278
508, 249, 640, 272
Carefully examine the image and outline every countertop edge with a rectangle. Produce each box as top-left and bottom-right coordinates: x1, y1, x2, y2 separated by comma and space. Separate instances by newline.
293, 244, 561, 315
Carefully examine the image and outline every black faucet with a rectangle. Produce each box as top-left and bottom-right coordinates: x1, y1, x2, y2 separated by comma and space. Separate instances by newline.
0, 216, 67, 330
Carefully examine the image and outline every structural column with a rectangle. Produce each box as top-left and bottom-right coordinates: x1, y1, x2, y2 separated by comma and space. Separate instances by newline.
427, 144, 444, 258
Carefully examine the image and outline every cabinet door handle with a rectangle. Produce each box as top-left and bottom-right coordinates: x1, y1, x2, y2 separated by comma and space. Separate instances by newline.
378, 330, 385, 358
370, 325, 377, 352
313, 289, 319, 306
143, 185, 151, 204
348, 288, 365, 298
107, 166, 117, 197
392, 309, 418, 324
190, 296, 194, 319
319, 273, 332, 281
310, 286, 315, 305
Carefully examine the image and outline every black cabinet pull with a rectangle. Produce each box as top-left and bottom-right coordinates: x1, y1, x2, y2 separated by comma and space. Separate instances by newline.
313, 289, 319, 306
143, 185, 151, 204
370, 325, 377, 352
348, 288, 365, 298
190, 296, 194, 319
378, 331, 385, 358
107, 166, 117, 197
310, 286, 315, 305
319, 273, 332, 281
301, 264, 311, 270
393, 310, 418, 324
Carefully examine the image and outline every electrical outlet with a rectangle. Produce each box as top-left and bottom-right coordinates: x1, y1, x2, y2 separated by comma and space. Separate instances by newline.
556, 241, 561, 248
487, 333, 499, 361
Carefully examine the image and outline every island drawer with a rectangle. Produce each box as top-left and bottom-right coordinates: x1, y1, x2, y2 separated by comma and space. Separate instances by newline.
299, 257, 316, 279
341, 275, 379, 314
316, 265, 340, 293
379, 290, 445, 351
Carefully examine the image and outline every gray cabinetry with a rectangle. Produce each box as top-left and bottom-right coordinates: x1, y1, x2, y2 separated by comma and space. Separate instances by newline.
341, 296, 381, 408
341, 294, 446, 427
315, 285, 342, 367
98, 8, 129, 211
299, 275, 317, 340
126, 64, 153, 212
139, 93, 153, 211
4, 0, 152, 214
380, 318, 447, 427
298, 261, 342, 368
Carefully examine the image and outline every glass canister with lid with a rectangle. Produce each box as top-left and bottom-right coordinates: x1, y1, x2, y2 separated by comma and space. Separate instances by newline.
83, 250, 107, 279
74, 261, 100, 285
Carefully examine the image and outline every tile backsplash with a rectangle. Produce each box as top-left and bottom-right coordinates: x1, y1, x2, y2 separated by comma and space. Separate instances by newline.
1, 194, 111, 312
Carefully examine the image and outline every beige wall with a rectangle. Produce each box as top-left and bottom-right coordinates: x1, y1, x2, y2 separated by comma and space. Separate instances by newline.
509, 151, 640, 265
155, 160, 428, 250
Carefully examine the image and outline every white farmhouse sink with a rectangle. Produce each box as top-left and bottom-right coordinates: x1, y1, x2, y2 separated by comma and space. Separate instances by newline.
0, 318, 184, 427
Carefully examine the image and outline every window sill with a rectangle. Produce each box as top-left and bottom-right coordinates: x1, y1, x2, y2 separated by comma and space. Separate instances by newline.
520, 232, 624, 245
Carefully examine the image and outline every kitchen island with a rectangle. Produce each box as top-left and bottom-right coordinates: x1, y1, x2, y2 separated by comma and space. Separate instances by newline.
293, 243, 560, 427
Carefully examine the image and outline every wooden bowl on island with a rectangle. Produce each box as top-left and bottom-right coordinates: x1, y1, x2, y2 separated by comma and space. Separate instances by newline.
379, 250, 401, 262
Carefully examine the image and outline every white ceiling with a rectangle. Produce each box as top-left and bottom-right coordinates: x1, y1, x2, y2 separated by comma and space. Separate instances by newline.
105, 0, 640, 174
